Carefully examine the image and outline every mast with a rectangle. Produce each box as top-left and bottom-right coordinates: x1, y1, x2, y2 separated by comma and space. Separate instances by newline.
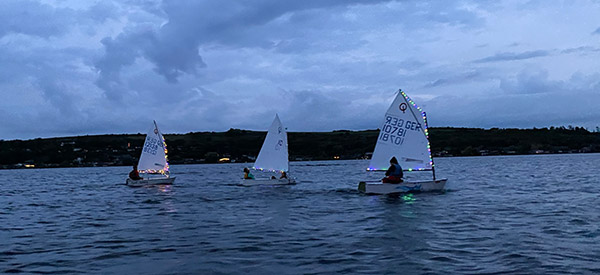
422, 111, 436, 180
400, 89, 436, 180
156, 121, 170, 176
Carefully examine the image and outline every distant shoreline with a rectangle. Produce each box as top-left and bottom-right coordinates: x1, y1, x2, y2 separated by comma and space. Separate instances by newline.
2, 152, 600, 171
1, 127, 599, 170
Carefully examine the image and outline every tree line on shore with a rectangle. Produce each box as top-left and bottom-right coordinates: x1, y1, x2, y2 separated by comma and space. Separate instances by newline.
0, 126, 599, 169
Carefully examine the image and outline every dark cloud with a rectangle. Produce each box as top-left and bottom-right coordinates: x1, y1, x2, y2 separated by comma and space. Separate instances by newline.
426, 85, 600, 129
561, 46, 600, 54
160, 87, 387, 133
473, 50, 549, 63
277, 89, 385, 132
499, 69, 560, 95
593, 27, 600, 35
1, 0, 600, 139
424, 71, 483, 88
95, 29, 160, 102
91, 0, 488, 105
0, 0, 76, 38
36, 77, 79, 116
93, 0, 395, 93
86, 2, 121, 23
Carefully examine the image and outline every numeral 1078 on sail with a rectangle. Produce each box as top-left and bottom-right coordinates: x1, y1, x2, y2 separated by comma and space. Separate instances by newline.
379, 116, 423, 145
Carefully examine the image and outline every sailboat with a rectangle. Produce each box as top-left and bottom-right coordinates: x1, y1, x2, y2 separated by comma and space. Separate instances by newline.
358, 89, 447, 194
126, 120, 176, 186
240, 114, 296, 185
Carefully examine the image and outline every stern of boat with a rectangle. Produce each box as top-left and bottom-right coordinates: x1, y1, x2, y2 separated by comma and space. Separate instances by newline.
126, 176, 175, 186
358, 181, 366, 192
358, 179, 447, 195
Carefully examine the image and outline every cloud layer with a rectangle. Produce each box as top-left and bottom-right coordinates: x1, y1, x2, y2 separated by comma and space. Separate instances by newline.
1, 0, 600, 139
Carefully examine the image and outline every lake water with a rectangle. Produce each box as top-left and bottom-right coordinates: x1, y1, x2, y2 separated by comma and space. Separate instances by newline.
1, 154, 600, 274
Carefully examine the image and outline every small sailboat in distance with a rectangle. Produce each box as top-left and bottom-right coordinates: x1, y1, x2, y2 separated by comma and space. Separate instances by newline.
240, 114, 296, 185
358, 89, 447, 194
126, 120, 175, 186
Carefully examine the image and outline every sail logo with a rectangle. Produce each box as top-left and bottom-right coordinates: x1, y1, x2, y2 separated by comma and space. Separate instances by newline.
275, 139, 283, 150
399, 103, 407, 113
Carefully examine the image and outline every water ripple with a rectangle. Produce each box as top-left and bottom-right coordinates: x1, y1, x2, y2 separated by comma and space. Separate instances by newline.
1, 155, 600, 273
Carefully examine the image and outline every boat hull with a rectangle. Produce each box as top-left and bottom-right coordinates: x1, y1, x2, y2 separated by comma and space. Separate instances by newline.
358, 179, 446, 195
239, 178, 297, 186
126, 177, 176, 187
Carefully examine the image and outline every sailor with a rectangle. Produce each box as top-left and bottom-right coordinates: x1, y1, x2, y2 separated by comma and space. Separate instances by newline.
382, 157, 403, 183
243, 168, 255, 179
129, 164, 143, 180
280, 171, 288, 179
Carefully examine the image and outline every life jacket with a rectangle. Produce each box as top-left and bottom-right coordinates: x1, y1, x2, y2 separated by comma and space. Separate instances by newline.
389, 163, 403, 177
129, 170, 142, 180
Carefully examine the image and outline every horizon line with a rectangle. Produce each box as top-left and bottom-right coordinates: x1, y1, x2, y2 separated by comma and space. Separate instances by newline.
2, 125, 597, 142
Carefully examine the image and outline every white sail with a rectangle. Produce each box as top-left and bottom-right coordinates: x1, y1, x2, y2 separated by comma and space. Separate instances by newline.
253, 114, 289, 172
368, 90, 433, 171
137, 120, 170, 174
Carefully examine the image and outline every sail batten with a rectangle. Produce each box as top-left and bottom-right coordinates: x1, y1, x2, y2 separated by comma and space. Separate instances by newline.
253, 114, 289, 172
368, 90, 434, 172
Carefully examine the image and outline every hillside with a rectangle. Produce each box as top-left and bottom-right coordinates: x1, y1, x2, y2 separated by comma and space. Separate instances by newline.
1, 127, 599, 169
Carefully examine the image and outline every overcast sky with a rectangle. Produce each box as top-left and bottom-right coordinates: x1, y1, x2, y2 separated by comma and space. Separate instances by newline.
1, 0, 599, 139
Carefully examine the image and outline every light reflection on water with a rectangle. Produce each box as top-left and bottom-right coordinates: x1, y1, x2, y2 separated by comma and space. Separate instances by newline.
1, 154, 600, 273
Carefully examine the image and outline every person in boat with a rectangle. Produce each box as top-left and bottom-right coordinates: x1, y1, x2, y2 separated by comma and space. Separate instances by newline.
129, 164, 143, 180
382, 157, 403, 183
280, 171, 288, 179
243, 168, 255, 179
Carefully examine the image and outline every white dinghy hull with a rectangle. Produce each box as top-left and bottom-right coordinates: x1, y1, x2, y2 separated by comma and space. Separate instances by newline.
239, 178, 296, 186
358, 178, 447, 195
126, 177, 176, 187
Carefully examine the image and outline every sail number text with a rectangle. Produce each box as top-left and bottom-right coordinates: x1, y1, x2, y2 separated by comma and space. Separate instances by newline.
143, 137, 161, 155
378, 115, 422, 145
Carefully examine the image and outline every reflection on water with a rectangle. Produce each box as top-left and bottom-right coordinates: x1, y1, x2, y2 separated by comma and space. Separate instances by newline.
1, 154, 600, 273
